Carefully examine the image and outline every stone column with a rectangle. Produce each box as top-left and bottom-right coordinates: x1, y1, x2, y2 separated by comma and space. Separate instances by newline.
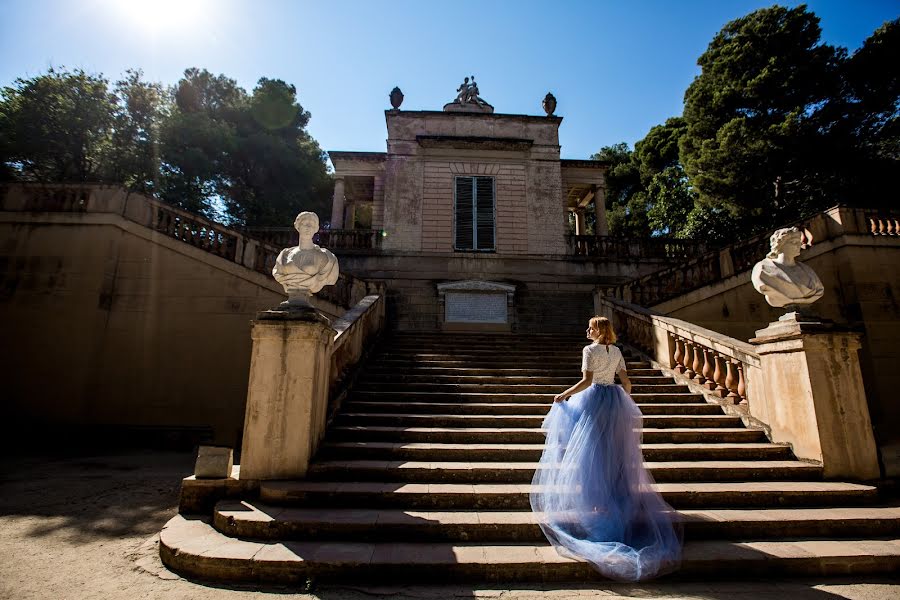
750, 316, 880, 480
593, 185, 608, 236
331, 177, 345, 229
574, 209, 586, 236
240, 314, 335, 480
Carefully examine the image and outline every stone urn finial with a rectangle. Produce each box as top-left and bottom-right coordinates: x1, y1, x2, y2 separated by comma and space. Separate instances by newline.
751, 226, 824, 314
389, 86, 404, 110
542, 92, 557, 116
270, 211, 340, 312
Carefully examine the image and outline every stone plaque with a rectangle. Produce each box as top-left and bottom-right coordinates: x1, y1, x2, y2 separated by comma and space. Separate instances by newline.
445, 292, 507, 323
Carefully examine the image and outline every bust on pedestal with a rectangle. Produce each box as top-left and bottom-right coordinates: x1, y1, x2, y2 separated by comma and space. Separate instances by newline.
241, 211, 340, 480
748, 227, 879, 479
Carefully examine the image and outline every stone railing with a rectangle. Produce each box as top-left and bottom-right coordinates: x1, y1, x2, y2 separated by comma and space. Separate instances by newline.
1, 184, 376, 311
866, 212, 900, 236
611, 205, 899, 307
595, 293, 881, 479
597, 295, 759, 407
241, 227, 383, 253
565, 235, 707, 261
328, 295, 386, 422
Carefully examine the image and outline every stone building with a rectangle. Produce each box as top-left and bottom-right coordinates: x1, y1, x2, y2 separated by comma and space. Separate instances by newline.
324, 81, 696, 332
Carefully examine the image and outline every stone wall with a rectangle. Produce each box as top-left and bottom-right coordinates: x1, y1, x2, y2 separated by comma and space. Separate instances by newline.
338, 252, 674, 334
0, 213, 288, 447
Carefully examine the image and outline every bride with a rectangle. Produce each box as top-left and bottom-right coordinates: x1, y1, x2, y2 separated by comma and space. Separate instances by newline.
530, 316, 683, 581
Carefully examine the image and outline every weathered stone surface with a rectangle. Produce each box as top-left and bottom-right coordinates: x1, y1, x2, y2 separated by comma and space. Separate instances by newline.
194, 446, 233, 479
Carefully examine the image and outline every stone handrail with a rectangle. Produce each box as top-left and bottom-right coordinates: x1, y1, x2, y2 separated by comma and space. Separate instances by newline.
328, 294, 386, 423
610, 205, 900, 307
241, 226, 383, 252
595, 294, 760, 407
1, 183, 376, 310
566, 235, 707, 261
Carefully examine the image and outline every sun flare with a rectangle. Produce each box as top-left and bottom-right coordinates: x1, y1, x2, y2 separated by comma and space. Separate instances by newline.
109, 0, 209, 33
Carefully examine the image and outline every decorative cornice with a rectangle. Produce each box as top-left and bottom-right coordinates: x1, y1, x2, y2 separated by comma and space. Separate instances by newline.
417, 136, 533, 152
561, 159, 609, 168
327, 151, 388, 162
386, 109, 563, 125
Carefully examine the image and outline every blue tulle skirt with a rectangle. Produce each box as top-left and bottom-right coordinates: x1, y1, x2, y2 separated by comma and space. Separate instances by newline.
530, 384, 683, 581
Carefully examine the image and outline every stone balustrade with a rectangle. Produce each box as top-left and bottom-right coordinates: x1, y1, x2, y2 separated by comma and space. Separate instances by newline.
597, 295, 759, 408
612, 205, 900, 308
595, 292, 880, 479
1, 183, 376, 311
565, 235, 707, 261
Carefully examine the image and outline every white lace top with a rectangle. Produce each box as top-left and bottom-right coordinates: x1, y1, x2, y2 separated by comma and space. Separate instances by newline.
581, 343, 626, 385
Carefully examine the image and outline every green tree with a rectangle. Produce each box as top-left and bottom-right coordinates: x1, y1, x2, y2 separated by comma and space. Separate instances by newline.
0, 68, 116, 182
160, 69, 332, 225
591, 143, 648, 237
105, 70, 169, 194
681, 5, 844, 229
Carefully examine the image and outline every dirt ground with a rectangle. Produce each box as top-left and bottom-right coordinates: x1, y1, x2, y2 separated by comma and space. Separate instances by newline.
0, 449, 898, 600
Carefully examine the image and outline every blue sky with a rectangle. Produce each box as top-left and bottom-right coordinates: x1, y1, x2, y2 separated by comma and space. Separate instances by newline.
1, 0, 897, 160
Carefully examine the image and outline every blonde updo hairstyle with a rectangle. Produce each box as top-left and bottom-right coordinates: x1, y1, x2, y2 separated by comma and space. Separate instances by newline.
589, 316, 617, 345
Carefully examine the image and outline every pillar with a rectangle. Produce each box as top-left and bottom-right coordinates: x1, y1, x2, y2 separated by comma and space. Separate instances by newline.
574, 209, 586, 236
331, 176, 345, 229
750, 316, 880, 479
240, 315, 335, 480
593, 185, 608, 236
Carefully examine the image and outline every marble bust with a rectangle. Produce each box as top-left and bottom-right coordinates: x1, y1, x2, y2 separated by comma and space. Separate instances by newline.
272, 212, 339, 308
751, 227, 824, 309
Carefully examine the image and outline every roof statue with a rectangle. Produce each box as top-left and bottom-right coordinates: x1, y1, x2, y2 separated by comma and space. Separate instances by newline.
444, 75, 494, 113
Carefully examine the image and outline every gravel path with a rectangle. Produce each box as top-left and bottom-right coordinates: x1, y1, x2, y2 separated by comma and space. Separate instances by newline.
0, 450, 897, 600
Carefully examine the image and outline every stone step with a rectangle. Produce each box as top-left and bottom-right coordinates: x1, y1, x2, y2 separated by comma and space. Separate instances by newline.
318, 441, 794, 462
341, 401, 723, 416
371, 358, 652, 369
363, 367, 664, 377
259, 480, 877, 510
160, 517, 900, 582
357, 374, 673, 385
336, 412, 744, 429
213, 501, 900, 543
346, 392, 705, 405
328, 426, 770, 444
306, 460, 822, 483
352, 383, 691, 394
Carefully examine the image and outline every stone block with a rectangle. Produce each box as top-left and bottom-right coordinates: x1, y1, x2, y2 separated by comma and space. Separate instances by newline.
194, 445, 234, 479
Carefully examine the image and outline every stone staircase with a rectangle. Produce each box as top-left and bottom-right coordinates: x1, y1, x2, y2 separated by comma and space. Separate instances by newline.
161, 332, 900, 584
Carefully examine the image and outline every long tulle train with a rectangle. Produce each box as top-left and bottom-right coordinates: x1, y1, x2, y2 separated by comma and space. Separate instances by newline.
530, 383, 683, 581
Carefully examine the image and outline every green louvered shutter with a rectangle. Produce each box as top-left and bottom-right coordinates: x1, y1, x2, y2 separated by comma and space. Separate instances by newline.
455, 177, 474, 250
454, 176, 495, 251
475, 176, 495, 250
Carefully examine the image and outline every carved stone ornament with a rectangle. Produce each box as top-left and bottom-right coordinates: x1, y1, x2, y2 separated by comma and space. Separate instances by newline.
542, 92, 557, 116
389, 86, 404, 110
271, 211, 340, 308
443, 75, 494, 114
751, 226, 824, 310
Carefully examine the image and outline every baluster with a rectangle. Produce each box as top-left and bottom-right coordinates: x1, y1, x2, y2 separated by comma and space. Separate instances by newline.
737, 362, 747, 405
725, 360, 740, 403
692, 342, 706, 384
702, 347, 716, 390
672, 335, 685, 373
683, 342, 696, 379
713, 354, 728, 397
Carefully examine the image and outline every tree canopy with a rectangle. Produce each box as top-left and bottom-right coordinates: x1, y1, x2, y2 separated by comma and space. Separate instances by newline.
0, 66, 332, 227
593, 6, 898, 244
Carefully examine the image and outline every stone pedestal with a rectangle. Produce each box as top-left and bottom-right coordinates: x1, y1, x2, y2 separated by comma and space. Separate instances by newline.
239, 313, 335, 480
750, 316, 880, 480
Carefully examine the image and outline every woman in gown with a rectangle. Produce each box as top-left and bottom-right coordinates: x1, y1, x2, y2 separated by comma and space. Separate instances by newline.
530, 316, 682, 581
